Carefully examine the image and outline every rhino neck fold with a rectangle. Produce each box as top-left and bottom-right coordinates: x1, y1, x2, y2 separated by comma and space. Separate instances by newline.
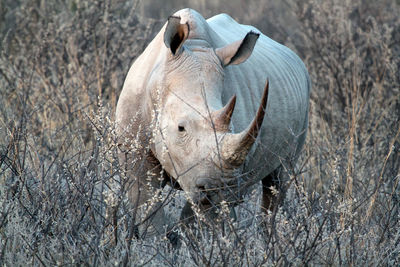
184, 38, 212, 50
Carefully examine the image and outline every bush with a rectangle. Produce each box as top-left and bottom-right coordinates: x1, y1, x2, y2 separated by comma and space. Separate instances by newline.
1, 0, 399, 265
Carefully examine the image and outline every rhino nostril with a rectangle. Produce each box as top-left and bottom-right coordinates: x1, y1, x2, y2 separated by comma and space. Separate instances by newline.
196, 178, 211, 191
197, 185, 206, 192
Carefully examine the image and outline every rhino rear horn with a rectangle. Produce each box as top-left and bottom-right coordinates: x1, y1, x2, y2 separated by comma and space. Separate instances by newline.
211, 94, 236, 131
221, 79, 269, 167
164, 16, 190, 56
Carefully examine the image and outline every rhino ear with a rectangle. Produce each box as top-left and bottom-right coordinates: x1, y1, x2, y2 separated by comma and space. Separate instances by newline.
215, 31, 260, 66
164, 16, 190, 56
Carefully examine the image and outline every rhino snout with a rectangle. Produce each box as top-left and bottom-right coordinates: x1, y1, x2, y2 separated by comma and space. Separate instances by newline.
193, 178, 222, 207
195, 178, 218, 191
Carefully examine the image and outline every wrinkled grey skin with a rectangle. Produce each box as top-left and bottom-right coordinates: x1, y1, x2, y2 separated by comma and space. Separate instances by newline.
116, 8, 311, 236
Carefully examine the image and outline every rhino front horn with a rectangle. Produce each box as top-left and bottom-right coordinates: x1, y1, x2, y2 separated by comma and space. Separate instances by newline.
221, 79, 269, 167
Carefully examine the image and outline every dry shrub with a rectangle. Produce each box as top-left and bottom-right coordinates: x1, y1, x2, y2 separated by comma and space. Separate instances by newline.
0, 0, 399, 266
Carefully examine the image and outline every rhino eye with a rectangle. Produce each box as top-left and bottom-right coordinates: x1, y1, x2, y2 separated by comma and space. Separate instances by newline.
177, 121, 186, 132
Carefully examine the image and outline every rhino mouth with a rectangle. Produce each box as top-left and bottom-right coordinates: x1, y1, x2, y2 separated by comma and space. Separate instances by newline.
195, 185, 222, 209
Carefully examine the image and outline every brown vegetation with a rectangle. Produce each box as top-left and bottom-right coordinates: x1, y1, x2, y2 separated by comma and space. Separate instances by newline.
0, 0, 399, 265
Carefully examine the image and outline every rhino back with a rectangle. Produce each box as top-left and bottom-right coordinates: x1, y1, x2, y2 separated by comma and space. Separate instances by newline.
207, 14, 311, 178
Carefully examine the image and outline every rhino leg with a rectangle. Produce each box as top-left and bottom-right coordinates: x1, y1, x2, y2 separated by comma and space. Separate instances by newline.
119, 149, 170, 239
261, 167, 284, 213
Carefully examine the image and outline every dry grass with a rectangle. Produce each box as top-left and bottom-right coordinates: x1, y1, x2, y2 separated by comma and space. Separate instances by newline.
0, 0, 399, 266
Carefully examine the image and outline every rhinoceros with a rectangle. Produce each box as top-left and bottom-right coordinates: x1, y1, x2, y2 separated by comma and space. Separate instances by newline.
116, 8, 310, 236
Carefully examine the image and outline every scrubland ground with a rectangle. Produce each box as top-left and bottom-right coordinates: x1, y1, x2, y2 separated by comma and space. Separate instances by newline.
0, 0, 399, 266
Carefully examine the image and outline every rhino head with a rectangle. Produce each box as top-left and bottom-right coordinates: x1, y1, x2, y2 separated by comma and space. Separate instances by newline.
150, 16, 269, 207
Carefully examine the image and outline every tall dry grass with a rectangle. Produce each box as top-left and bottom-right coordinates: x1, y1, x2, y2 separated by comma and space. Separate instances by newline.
0, 0, 399, 265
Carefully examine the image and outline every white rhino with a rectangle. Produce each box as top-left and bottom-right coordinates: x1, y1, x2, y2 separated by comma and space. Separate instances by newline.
116, 8, 310, 236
